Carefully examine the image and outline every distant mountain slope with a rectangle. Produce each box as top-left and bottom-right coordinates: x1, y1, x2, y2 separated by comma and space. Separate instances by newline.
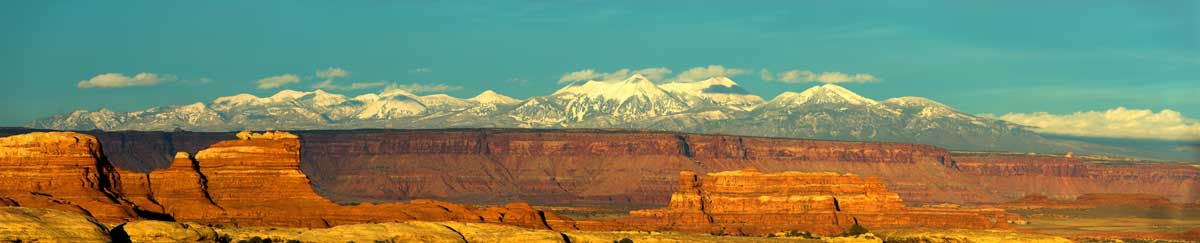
27, 76, 1184, 161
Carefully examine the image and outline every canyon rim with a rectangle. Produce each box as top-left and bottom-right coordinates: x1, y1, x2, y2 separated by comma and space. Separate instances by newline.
3, 1, 1198, 242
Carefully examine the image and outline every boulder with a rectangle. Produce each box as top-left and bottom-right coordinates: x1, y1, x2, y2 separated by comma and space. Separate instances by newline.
0, 207, 111, 243
113, 220, 220, 243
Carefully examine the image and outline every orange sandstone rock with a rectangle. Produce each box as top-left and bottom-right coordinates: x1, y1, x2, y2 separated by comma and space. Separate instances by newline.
0, 132, 137, 222
604, 168, 1015, 235
0, 131, 576, 231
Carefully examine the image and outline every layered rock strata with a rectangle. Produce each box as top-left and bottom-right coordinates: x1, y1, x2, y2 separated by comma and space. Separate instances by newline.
3, 128, 1193, 212
612, 168, 1015, 235
0, 131, 574, 230
0, 132, 139, 222
297, 130, 974, 205
956, 155, 1199, 202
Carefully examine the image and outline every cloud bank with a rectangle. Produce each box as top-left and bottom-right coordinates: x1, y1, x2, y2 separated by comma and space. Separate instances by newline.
557, 66, 875, 84
312, 80, 387, 91
255, 74, 300, 89
77, 73, 173, 88
558, 65, 757, 84
670, 65, 749, 82
309, 67, 384, 90
989, 107, 1200, 141
316, 67, 349, 79
765, 69, 879, 84
557, 67, 674, 84
385, 83, 463, 93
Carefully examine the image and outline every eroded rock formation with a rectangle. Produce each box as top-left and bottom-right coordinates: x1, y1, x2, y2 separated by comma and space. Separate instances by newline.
1, 131, 574, 230
0, 132, 139, 222
607, 168, 1015, 235
4, 128, 1190, 207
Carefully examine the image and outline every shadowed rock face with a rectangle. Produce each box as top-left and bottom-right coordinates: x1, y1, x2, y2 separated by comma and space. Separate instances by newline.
296, 129, 971, 205
296, 130, 1198, 205
603, 169, 1015, 235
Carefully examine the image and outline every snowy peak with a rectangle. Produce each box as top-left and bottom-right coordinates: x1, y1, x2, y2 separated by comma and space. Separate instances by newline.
660, 77, 741, 94
301, 89, 349, 107
418, 94, 472, 110
552, 74, 673, 101
773, 84, 877, 106
469, 90, 521, 104
883, 96, 966, 119
883, 96, 948, 108
212, 93, 262, 106
697, 76, 737, 87
625, 73, 651, 83
269, 89, 312, 101
378, 88, 418, 98
659, 77, 764, 110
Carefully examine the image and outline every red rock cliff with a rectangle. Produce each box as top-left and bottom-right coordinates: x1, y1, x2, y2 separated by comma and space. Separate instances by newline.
956, 155, 1198, 202
1, 131, 576, 230
7, 129, 1192, 207
0, 132, 139, 222
299, 130, 969, 205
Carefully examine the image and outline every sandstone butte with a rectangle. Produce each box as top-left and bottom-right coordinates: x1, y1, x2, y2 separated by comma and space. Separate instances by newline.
583, 168, 1017, 235
0, 131, 575, 230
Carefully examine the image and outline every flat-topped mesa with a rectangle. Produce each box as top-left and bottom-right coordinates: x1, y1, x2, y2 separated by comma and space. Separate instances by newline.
672, 168, 906, 213
622, 168, 1013, 235
0, 132, 137, 222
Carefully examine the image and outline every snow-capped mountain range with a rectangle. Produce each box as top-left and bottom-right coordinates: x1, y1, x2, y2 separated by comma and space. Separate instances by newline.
27, 74, 1115, 155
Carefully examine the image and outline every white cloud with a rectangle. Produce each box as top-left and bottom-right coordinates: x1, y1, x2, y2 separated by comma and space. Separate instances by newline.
77, 73, 173, 88
558, 69, 599, 84
990, 107, 1200, 141
312, 80, 387, 90
255, 74, 300, 89
772, 69, 879, 84
309, 67, 375, 90
316, 67, 349, 79
635, 67, 672, 81
557, 67, 673, 84
384, 83, 463, 93
759, 69, 774, 81
669, 65, 748, 82
410, 67, 433, 73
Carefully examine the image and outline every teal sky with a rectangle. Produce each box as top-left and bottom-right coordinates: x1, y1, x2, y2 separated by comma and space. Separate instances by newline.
1, 1, 1197, 126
